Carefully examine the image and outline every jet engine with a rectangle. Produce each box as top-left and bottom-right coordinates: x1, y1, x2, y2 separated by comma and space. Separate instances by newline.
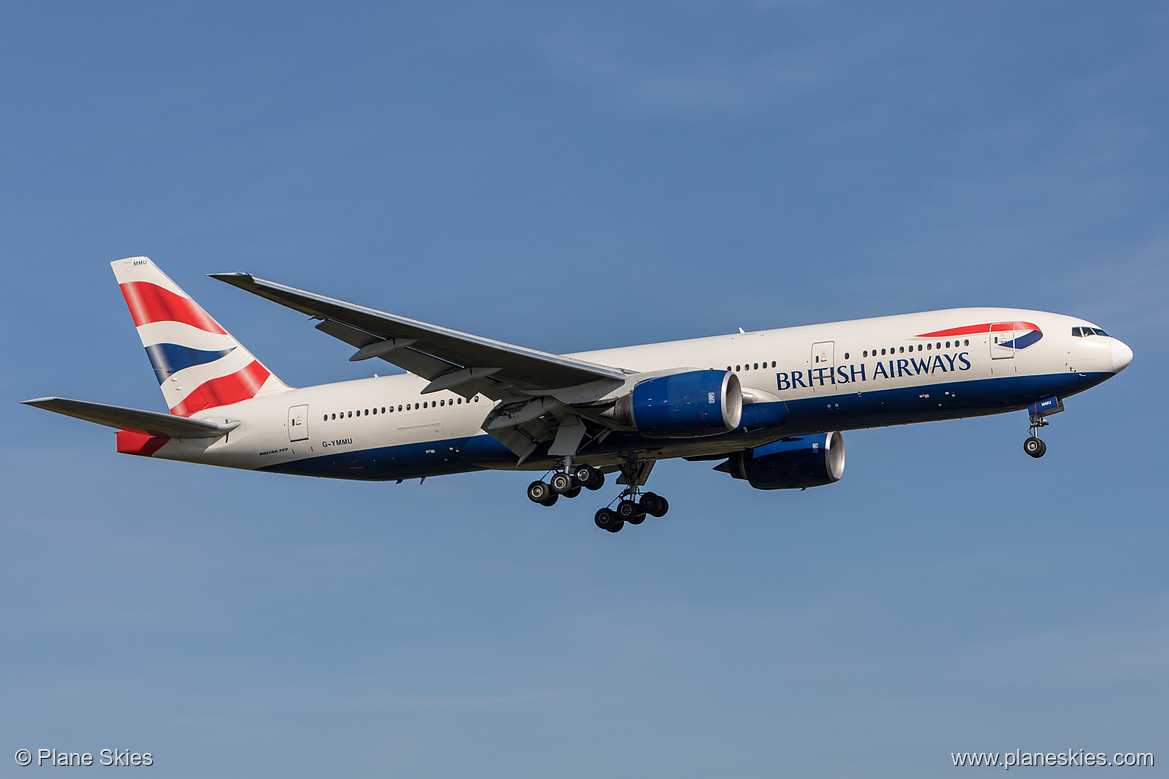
607, 370, 743, 438
718, 432, 845, 490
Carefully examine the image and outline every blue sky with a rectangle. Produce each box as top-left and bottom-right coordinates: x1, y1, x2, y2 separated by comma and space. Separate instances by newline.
2, 2, 1166, 776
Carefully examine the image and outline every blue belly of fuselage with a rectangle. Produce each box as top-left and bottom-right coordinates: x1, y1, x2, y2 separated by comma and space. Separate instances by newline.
257, 371, 1110, 481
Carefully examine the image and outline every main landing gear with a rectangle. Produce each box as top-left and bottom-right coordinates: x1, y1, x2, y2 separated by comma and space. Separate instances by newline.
526, 458, 671, 533
527, 464, 604, 508
592, 490, 669, 534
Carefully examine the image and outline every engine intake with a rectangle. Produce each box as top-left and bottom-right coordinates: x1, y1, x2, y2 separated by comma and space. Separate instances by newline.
720, 432, 845, 490
610, 370, 743, 438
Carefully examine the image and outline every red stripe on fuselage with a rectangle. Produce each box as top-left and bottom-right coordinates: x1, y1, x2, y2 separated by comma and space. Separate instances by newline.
169, 360, 270, 417
915, 321, 1040, 338
119, 281, 227, 334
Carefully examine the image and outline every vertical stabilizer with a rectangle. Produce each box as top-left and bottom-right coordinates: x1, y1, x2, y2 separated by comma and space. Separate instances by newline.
111, 256, 290, 416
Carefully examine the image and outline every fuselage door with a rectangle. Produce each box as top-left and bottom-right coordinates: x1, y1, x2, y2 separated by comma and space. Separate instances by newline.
811, 341, 835, 393
288, 404, 309, 442
990, 322, 1016, 360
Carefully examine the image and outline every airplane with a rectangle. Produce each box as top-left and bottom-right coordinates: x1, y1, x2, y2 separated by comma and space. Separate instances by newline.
25, 257, 1133, 532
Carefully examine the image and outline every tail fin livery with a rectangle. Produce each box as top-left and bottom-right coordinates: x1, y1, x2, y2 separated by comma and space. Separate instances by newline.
111, 257, 289, 416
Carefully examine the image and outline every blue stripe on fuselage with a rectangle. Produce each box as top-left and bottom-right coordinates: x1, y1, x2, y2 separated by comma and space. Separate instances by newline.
1000, 330, 1043, 350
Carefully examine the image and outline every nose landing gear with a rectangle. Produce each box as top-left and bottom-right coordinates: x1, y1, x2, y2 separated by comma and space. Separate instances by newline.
1022, 397, 1062, 459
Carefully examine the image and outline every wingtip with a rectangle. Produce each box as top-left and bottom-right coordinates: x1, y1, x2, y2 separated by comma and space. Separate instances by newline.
208, 272, 255, 286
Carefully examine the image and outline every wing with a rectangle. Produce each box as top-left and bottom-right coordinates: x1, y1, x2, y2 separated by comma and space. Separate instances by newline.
210, 273, 628, 400
210, 273, 632, 463
23, 397, 239, 438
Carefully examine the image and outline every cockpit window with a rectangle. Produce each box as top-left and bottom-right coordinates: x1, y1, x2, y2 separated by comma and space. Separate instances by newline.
1073, 326, 1110, 337
1072, 327, 1082, 337
1092, 327, 1109, 337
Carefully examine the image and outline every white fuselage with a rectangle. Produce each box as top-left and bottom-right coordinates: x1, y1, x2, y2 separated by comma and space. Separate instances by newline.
146, 307, 1128, 480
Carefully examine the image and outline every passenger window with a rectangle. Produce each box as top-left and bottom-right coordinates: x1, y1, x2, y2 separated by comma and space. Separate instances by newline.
753, 363, 758, 370
927, 343, 931, 350
771, 361, 776, 368
736, 365, 741, 372
843, 353, 849, 359
381, 407, 386, 413
899, 347, 904, 353
964, 339, 969, 346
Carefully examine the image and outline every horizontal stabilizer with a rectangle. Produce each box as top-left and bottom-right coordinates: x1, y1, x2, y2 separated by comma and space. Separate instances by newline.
23, 397, 239, 438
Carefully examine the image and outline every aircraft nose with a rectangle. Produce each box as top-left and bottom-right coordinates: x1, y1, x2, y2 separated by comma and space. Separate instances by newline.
1111, 338, 1134, 372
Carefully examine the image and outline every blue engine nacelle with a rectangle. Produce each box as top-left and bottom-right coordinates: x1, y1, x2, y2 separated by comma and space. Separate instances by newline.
718, 432, 845, 490
611, 370, 743, 438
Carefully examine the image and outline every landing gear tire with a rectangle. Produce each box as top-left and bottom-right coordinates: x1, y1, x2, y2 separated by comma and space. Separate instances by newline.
550, 472, 574, 494
527, 480, 553, 504
574, 465, 604, 491
595, 508, 623, 533
539, 493, 559, 507
1024, 436, 1047, 458
564, 486, 581, 499
617, 499, 645, 525
641, 492, 668, 518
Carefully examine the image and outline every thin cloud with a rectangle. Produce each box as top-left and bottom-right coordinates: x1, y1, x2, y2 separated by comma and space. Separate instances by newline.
539, 6, 906, 114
